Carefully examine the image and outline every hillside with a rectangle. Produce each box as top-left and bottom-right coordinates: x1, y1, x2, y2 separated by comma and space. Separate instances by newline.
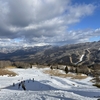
0, 41, 100, 66
0, 67, 100, 100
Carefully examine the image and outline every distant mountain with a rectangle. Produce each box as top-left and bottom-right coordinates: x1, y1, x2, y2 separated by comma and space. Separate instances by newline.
28, 41, 100, 66
0, 46, 22, 53
0, 45, 52, 61
0, 41, 100, 66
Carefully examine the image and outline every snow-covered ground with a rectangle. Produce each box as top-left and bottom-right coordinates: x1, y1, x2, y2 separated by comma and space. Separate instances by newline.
0, 67, 100, 100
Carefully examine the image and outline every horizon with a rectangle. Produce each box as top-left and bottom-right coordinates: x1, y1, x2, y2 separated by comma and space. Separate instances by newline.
0, 0, 100, 47
0, 40, 100, 48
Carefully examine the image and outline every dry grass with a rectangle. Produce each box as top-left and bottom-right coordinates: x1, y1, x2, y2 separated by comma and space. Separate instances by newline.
0, 69, 17, 76
6, 66, 16, 69
43, 69, 87, 79
72, 74, 87, 79
43, 69, 68, 78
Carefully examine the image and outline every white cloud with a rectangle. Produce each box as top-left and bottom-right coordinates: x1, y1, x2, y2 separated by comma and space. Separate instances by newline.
0, 0, 99, 46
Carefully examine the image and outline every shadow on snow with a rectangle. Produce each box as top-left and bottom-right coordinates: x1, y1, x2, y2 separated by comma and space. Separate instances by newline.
5, 79, 58, 91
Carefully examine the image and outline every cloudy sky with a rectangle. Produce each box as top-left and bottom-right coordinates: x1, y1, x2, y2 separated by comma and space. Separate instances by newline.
0, 0, 100, 47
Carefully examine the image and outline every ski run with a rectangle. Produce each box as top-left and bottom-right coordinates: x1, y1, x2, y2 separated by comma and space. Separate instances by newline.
0, 66, 100, 100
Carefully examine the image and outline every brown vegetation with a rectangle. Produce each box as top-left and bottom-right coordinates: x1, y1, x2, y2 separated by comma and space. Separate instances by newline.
0, 69, 17, 76
93, 83, 100, 88
0, 61, 12, 68
76, 66, 91, 75
34, 64, 49, 68
43, 69, 68, 78
6, 66, 16, 69
43, 69, 87, 79
71, 74, 87, 79
13, 61, 31, 68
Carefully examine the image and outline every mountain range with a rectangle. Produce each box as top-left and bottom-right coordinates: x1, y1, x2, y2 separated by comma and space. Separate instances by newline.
0, 41, 100, 66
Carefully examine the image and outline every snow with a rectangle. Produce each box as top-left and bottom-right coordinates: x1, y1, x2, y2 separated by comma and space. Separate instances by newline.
0, 67, 100, 100
79, 54, 84, 62
75, 54, 85, 65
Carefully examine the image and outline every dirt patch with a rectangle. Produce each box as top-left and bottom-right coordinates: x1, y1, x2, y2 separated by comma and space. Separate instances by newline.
0, 69, 17, 76
43, 69, 87, 79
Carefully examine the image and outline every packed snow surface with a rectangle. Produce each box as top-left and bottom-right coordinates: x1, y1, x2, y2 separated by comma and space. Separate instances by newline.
0, 67, 100, 100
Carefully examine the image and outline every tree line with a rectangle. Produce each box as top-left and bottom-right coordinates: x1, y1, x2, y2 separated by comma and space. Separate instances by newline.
0, 61, 31, 68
